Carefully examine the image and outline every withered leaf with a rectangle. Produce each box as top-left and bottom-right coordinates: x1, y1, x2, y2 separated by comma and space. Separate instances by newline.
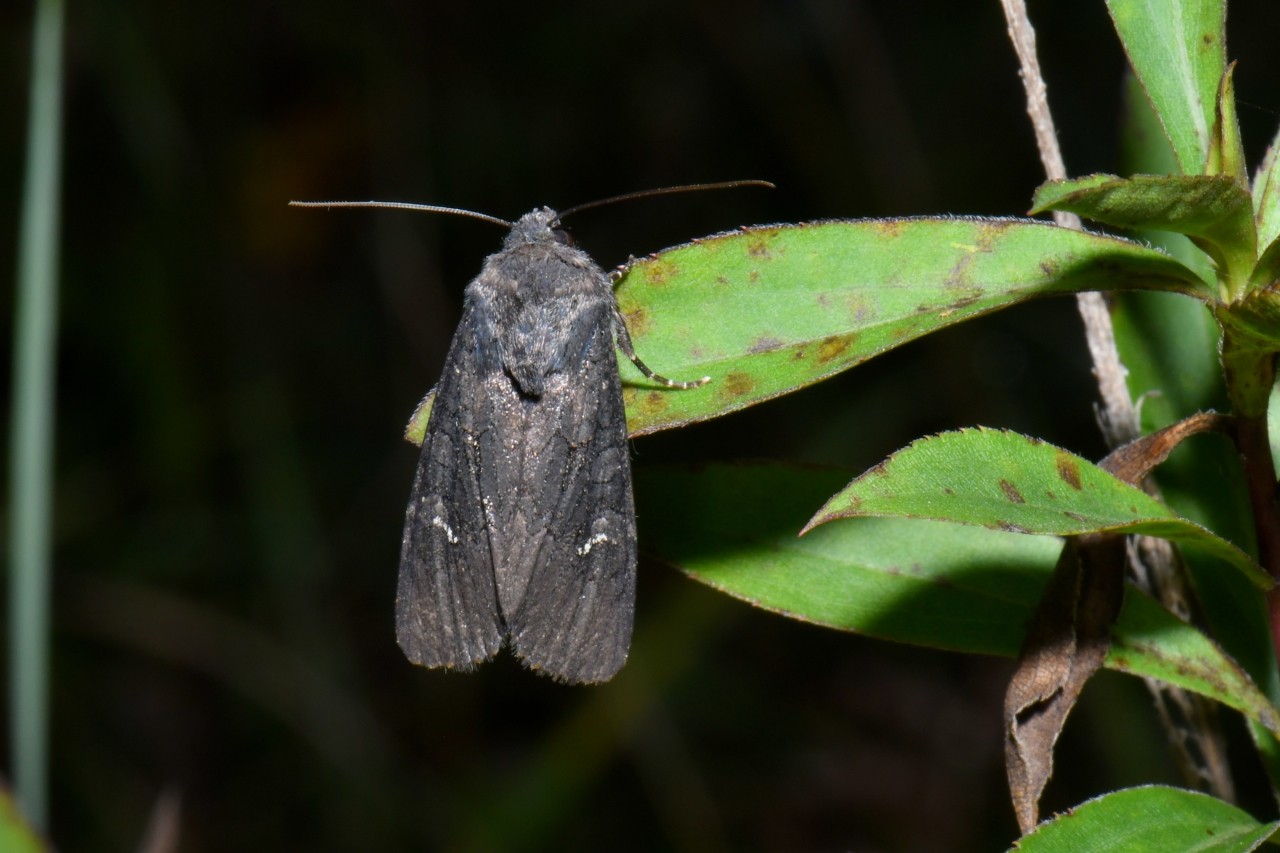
1004, 531, 1126, 834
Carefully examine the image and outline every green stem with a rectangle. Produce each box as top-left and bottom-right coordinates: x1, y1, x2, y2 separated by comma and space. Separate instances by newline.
1237, 410, 1280, 576
1219, 328, 1280, 665
1238, 405, 1280, 666
9, 0, 66, 832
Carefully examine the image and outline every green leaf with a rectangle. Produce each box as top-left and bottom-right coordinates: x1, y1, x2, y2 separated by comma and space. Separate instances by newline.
637, 462, 1056, 656
1222, 286, 1280, 354
1119, 71, 1217, 283
1120, 70, 1181, 177
0, 788, 45, 853
641, 467, 1056, 656
1251, 239, 1280, 296
805, 428, 1268, 588
1013, 785, 1279, 852
614, 219, 1210, 436
1111, 291, 1223, 433
1031, 173, 1254, 297
636, 463, 1280, 732
1013, 783, 1274, 850
403, 390, 432, 446
1254, 123, 1280, 256
1206, 64, 1247, 188
1106, 0, 1226, 175
1029, 174, 1249, 239
1109, 590, 1280, 738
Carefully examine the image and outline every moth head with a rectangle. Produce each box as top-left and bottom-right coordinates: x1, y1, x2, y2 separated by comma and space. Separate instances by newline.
506, 206, 574, 248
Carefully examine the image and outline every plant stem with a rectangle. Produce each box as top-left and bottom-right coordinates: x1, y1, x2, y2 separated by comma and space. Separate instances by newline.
1219, 331, 1280, 659
9, 0, 66, 832
1237, 411, 1280, 575
1236, 408, 1280, 662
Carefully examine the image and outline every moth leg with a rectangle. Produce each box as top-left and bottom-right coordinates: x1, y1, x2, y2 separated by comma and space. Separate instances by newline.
611, 306, 710, 390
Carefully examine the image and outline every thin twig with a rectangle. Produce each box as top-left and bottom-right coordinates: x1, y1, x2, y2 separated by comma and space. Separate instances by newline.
999, 0, 1139, 446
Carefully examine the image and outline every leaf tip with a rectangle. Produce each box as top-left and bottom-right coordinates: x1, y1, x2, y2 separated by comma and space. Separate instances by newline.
797, 514, 824, 537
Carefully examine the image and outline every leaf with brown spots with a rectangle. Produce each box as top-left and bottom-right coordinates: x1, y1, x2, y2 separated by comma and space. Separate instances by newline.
611, 218, 1207, 435
802, 428, 1267, 587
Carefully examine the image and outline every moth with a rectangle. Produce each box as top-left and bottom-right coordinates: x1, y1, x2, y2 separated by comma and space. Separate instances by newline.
291, 182, 766, 683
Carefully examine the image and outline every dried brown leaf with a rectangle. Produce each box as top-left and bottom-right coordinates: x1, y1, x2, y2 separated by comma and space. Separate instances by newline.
1004, 532, 1126, 834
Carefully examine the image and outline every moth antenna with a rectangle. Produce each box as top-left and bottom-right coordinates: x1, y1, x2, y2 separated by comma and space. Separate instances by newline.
557, 180, 774, 221
288, 200, 512, 229
612, 308, 710, 390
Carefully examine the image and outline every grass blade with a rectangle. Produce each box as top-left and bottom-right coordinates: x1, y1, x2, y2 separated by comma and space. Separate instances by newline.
9, 0, 67, 832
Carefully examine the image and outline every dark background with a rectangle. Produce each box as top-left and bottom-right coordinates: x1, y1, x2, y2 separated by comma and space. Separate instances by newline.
4, 1, 1280, 850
